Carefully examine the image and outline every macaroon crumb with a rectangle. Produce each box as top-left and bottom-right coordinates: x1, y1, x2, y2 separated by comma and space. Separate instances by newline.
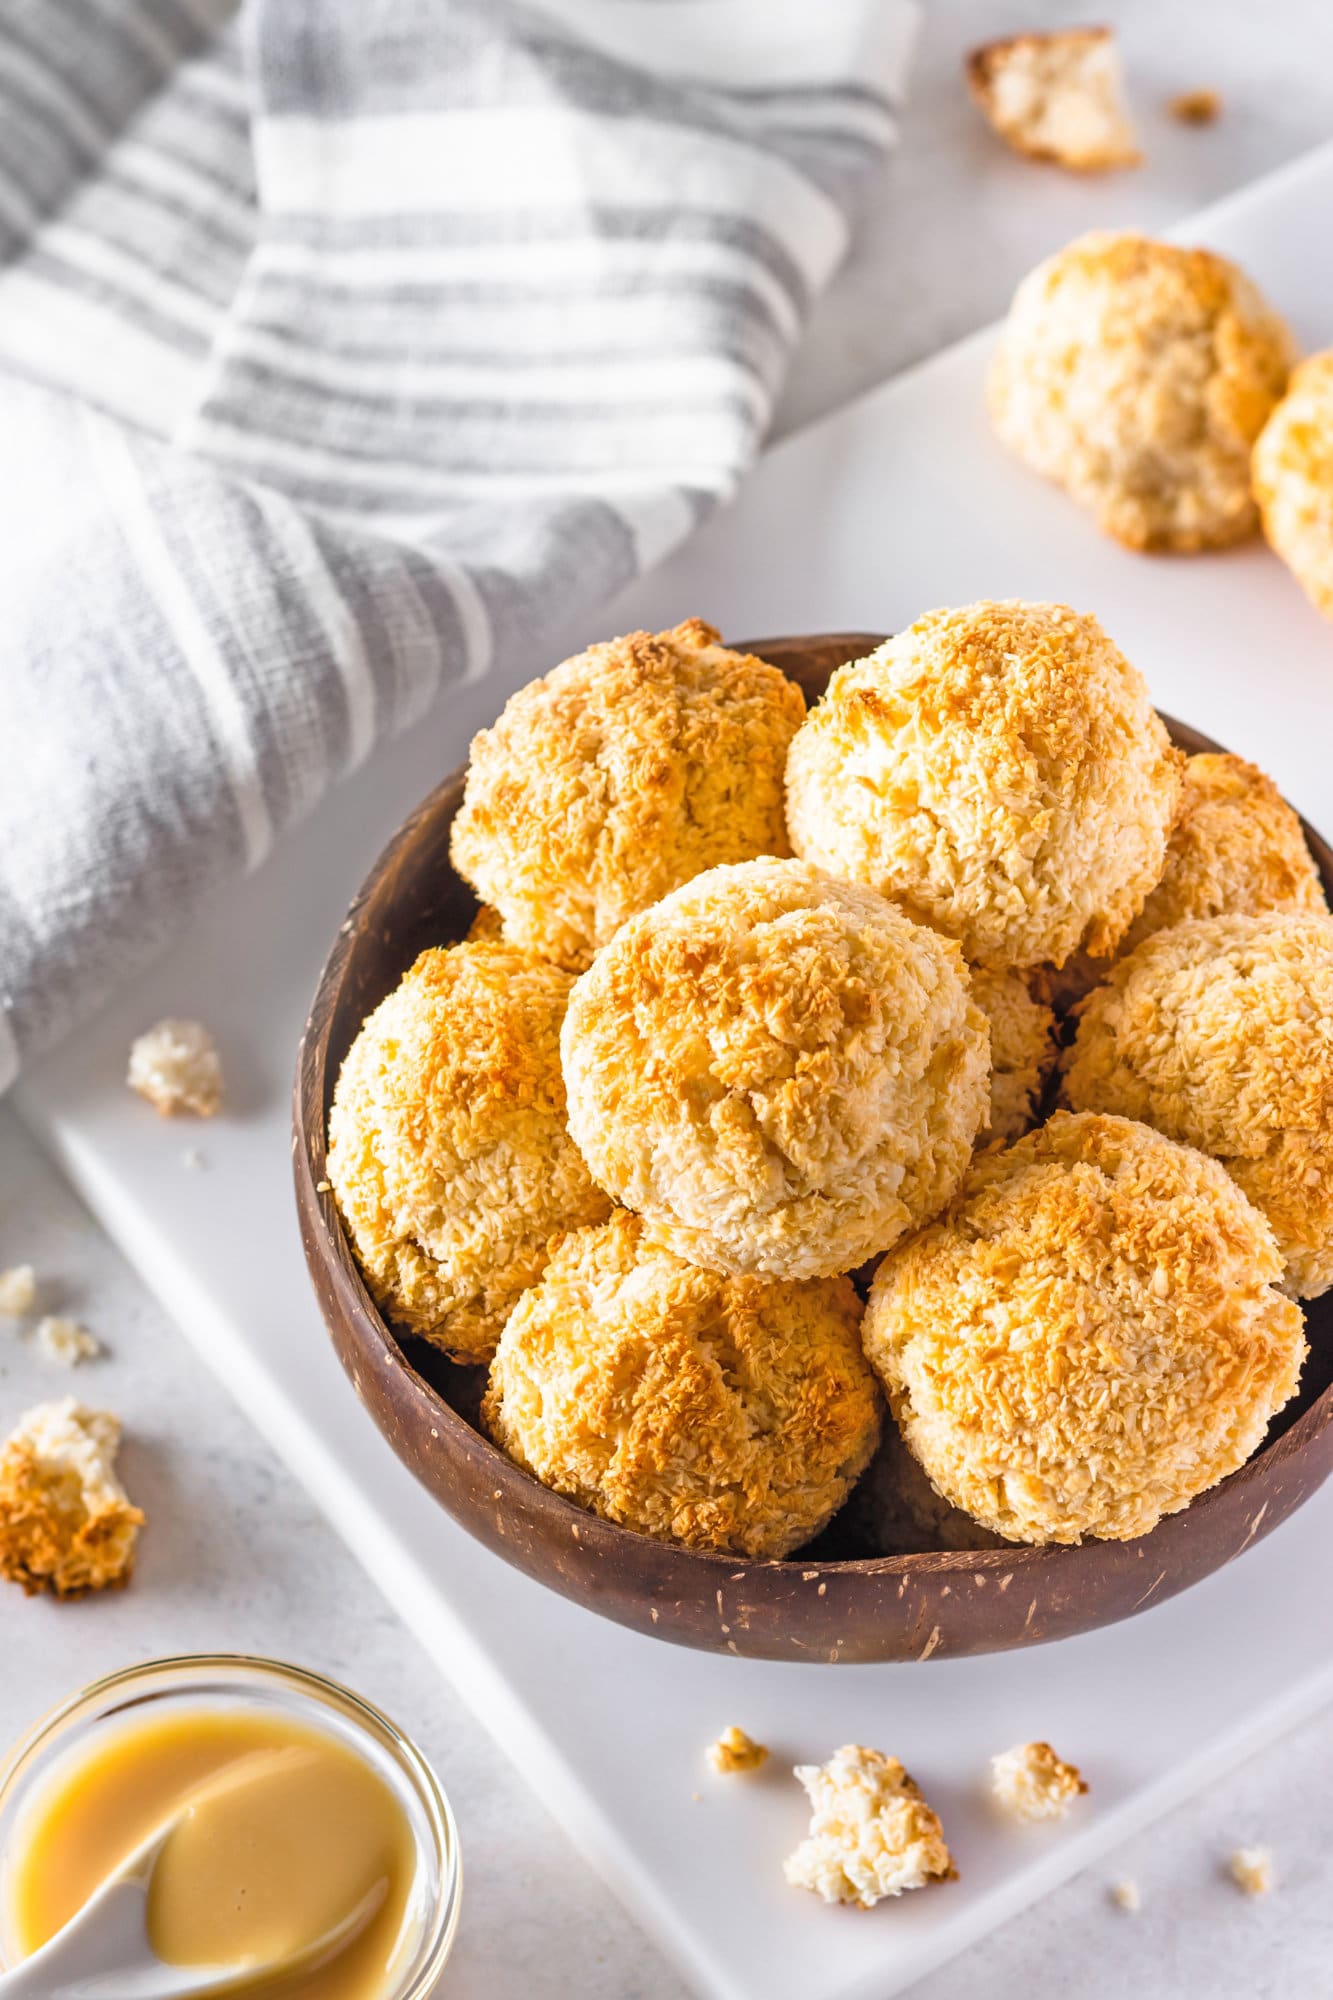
128, 1018, 224, 1118
1110, 1878, 1141, 1912
708, 1726, 769, 1776
991, 1741, 1088, 1822
1229, 1847, 1272, 1896
784, 1746, 955, 1908
1169, 88, 1221, 125
967, 27, 1141, 172
0, 1400, 143, 1597
34, 1318, 101, 1368
0, 1266, 37, 1318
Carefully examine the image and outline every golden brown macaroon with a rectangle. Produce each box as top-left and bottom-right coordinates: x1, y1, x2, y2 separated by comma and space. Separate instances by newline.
970, 967, 1058, 1145
327, 940, 610, 1362
561, 858, 990, 1280
1253, 349, 1333, 619
1119, 752, 1326, 957
0, 1401, 143, 1597
989, 232, 1294, 551
967, 27, 1141, 173
482, 1211, 881, 1559
449, 619, 805, 971
862, 1112, 1306, 1545
785, 602, 1183, 972
1062, 912, 1333, 1297
1030, 753, 1324, 1009
849, 1421, 1005, 1557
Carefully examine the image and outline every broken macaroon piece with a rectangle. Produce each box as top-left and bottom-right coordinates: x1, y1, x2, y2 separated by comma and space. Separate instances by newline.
708, 1727, 769, 1776
1229, 1846, 1273, 1895
34, 1318, 101, 1368
0, 1265, 37, 1318
991, 1741, 1088, 1823
967, 27, 1141, 173
784, 1746, 955, 1908
127, 1018, 224, 1118
0, 1400, 143, 1597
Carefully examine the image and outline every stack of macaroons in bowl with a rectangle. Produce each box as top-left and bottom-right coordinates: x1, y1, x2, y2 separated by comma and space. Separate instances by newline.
326, 605, 1327, 1563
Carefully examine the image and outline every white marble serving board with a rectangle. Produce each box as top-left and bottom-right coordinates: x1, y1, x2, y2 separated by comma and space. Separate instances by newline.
17, 144, 1333, 2000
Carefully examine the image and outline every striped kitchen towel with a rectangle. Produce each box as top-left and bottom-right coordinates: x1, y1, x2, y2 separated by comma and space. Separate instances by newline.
0, 0, 916, 1089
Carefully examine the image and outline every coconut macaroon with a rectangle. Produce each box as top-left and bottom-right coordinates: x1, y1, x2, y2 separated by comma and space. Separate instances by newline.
966, 27, 1140, 173
851, 1421, 1005, 1557
784, 1747, 956, 1908
1253, 349, 1333, 620
862, 1112, 1306, 1545
449, 619, 805, 972
1118, 753, 1326, 957
1062, 912, 1333, 1298
0, 1401, 143, 1597
785, 603, 1182, 973
970, 967, 1058, 1145
988, 233, 1294, 552
482, 1212, 881, 1559
561, 858, 989, 1281
327, 940, 610, 1362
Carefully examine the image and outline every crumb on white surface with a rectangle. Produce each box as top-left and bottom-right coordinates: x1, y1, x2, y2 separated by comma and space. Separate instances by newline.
1110, 1878, 1141, 1912
784, 1745, 955, 1909
181, 1149, 206, 1171
1169, 88, 1221, 124
0, 1266, 36, 1318
1229, 1847, 1272, 1895
127, 1018, 224, 1118
966, 27, 1141, 172
33, 1317, 101, 1368
0, 1399, 143, 1596
708, 1725, 769, 1775
991, 1741, 1089, 1823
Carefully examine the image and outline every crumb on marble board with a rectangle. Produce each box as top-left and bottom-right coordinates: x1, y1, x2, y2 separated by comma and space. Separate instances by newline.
1169, 88, 1221, 124
708, 1725, 769, 1775
966, 26, 1141, 172
784, 1746, 955, 1908
0, 1399, 143, 1597
0, 1266, 37, 1319
127, 1018, 224, 1118
991, 1740, 1088, 1823
34, 1317, 101, 1368
1110, 1878, 1140, 1913
1229, 1847, 1272, 1896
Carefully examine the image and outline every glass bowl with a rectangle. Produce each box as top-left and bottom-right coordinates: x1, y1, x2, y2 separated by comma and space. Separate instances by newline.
0, 1653, 460, 1994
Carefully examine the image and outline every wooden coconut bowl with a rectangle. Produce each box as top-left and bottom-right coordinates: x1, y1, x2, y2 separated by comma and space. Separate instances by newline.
294, 634, 1333, 1663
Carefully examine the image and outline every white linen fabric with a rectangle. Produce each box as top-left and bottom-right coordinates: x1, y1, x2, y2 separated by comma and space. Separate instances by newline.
0, 0, 915, 1088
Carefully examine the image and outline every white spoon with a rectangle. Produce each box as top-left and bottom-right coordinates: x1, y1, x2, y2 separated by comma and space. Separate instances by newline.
0, 1752, 382, 2000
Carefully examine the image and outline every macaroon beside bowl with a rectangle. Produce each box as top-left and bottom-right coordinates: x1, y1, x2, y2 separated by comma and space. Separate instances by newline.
294, 633, 1333, 1665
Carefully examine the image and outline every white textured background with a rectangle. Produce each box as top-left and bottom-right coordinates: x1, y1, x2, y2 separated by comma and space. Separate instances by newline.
2, 5, 1332, 1995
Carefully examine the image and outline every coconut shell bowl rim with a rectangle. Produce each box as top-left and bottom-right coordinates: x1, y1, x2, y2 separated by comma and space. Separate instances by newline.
293, 632, 1333, 1665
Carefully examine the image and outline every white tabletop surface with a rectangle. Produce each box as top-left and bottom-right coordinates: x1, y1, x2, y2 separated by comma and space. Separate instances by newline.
3, 5, 1332, 1995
